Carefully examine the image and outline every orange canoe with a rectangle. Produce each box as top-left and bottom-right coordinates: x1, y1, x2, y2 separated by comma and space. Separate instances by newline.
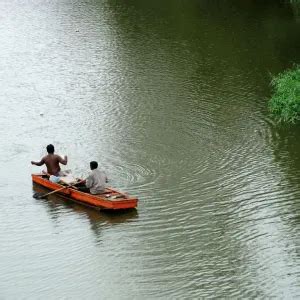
32, 174, 138, 210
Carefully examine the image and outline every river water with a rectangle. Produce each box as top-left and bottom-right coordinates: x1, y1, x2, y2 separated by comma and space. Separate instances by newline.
0, 0, 300, 298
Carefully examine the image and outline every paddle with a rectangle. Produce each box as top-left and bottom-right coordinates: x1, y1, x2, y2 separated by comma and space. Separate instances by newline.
33, 179, 85, 199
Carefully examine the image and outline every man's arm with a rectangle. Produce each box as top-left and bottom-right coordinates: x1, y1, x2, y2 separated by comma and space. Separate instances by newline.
58, 155, 68, 165
85, 174, 94, 188
31, 158, 45, 166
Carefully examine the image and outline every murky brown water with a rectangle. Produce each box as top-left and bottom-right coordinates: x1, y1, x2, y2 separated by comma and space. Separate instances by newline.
1, 0, 300, 298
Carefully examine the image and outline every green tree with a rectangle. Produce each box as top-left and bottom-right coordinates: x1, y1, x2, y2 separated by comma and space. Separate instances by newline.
269, 66, 300, 124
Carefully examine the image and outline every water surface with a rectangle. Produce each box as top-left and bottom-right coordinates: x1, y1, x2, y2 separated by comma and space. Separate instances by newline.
0, 0, 300, 298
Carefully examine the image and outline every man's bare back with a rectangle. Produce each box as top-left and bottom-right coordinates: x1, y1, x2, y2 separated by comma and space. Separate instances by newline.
31, 144, 67, 176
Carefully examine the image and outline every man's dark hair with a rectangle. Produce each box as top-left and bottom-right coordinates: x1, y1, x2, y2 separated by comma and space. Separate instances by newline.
90, 161, 98, 170
46, 144, 55, 154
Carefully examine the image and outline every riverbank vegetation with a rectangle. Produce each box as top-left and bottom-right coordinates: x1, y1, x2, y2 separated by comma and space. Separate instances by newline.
269, 66, 300, 124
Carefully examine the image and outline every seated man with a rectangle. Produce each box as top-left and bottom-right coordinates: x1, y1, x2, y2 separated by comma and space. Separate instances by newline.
31, 144, 68, 176
78, 161, 108, 194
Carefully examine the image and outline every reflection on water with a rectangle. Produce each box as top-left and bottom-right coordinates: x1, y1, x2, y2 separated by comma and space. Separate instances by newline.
0, 0, 300, 298
32, 183, 138, 233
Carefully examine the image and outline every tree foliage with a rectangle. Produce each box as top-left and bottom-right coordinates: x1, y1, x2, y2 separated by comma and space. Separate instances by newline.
269, 66, 300, 124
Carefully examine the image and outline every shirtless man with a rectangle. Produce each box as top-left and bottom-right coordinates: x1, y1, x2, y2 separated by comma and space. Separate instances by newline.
31, 144, 68, 176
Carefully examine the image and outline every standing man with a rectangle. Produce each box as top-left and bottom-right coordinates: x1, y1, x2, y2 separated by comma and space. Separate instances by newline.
31, 144, 68, 176
78, 161, 107, 194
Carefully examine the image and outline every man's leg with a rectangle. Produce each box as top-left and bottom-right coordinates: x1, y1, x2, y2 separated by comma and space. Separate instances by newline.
77, 186, 90, 193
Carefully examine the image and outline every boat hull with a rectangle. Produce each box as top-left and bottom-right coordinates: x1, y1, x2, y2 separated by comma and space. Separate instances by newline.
32, 174, 138, 210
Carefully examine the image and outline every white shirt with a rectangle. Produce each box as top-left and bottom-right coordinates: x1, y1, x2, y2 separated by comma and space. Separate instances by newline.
86, 169, 107, 194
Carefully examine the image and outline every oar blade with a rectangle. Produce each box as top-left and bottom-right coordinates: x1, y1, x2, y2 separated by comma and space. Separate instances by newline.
33, 192, 43, 199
